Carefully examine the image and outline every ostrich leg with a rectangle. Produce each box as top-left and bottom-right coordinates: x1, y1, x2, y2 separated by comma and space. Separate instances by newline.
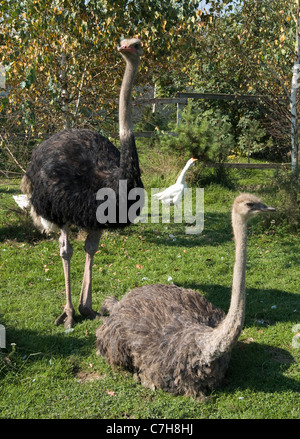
55, 227, 75, 329
78, 230, 102, 319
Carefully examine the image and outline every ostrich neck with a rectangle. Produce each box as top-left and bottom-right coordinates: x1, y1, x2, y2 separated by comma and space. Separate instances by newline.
119, 58, 140, 181
201, 210, 248, 364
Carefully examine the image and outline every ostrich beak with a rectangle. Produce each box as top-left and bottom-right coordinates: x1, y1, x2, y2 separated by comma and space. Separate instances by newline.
261, 205, 276, 212
257, 203, 276, 212
118, 45, 137, 53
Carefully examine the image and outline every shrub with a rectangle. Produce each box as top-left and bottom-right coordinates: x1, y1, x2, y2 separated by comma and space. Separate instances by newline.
159, 102, 235, 160
260, 170, 300, 232
158, 102, 236, 184
237, 115, 273, 162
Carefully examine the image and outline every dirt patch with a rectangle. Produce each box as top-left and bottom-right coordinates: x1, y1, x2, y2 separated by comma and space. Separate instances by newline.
76, 371, 106, 383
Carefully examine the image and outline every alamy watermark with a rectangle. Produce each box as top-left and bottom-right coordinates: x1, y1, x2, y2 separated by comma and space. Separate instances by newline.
0, 64, 5, 89
292, 324, 300, 349
0, 324, 5, 349
95, 181, 204, 234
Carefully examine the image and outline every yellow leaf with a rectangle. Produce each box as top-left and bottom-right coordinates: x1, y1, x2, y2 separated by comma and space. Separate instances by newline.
106, 390, 116, 396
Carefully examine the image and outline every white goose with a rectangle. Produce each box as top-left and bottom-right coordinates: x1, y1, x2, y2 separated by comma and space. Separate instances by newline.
153, 158, 197, 205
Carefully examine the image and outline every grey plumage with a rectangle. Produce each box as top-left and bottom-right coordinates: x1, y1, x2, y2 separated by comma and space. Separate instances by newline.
96, 194, 275, 398
96, 284, 229, 397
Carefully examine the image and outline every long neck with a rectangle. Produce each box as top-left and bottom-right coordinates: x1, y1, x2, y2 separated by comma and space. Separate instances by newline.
201, 210, 248, 364
119, 57, 141, 181
176, 162, 191, 184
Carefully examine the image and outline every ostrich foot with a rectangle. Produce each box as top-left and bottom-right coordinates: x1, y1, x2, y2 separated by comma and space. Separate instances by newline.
78, 304, 100, 320
55, 307, 75, 329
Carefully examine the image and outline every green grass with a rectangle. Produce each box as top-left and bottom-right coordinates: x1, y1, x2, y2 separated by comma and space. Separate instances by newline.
0, 150, 299, 419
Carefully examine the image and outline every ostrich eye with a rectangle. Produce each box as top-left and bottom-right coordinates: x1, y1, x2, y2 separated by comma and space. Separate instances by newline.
246, 202, 254, 207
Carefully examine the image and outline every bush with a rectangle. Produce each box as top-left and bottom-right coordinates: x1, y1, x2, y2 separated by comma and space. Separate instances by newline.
237, 115, 273, 162
159, 101, 235, 162
135, 106, 169, 133
158, 102, 236, 184
260, 170, 300, 232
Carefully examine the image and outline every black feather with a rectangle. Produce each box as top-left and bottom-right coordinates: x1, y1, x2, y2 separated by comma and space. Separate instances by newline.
25, 128, 143, 230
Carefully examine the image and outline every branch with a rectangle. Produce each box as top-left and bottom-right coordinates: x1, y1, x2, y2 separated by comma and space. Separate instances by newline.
259, 60, 291, 101
74, 63, 87, 119
0, 134, 26, 173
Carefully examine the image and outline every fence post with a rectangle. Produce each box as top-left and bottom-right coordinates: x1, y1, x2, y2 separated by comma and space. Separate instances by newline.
177, 102, 183, 125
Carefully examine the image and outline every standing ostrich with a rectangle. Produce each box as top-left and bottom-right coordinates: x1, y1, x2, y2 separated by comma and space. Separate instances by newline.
96, 194, 275, 398
152, 158, 197, 205
21, 38, 144, 329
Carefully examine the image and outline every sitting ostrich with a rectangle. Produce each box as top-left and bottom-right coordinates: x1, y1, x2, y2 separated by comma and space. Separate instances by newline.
152, 158, 197, 205
20, 38, 144, 329
96, 194, 275, 398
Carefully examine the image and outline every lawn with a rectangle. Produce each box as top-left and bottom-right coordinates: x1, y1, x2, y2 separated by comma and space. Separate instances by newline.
0, 148, 299, 420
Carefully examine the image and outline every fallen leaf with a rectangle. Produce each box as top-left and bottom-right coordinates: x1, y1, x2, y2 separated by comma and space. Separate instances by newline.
106, 390, 116, 396
136, 264, 144, 269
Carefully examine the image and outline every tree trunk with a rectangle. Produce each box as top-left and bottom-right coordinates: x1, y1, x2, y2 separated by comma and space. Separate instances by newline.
290, 1, 300, 177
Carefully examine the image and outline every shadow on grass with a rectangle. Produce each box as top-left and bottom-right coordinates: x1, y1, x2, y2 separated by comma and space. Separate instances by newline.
1, 323, 298, 397
222, 341, 299, 395
2, 324, 96, 362
175, 282, 300, 326
0, 222, 46, 243
0, 186, 20, 195
120, 211, 234, 248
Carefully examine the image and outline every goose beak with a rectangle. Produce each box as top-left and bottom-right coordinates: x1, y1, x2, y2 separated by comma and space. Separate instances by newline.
192, 158, 198, 162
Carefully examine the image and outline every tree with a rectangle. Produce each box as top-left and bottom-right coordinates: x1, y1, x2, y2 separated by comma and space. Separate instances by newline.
291, 0, 300, 176
210, 0, 299, 175
0, 0, 199, 134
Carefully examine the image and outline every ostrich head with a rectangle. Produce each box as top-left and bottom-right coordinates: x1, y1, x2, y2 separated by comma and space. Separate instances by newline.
233, 193, 275, 220
118, 38, 143, 61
